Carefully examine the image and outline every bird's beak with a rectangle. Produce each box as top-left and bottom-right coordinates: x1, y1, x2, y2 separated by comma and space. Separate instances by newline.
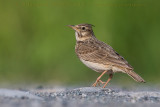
67, 25, 77, 31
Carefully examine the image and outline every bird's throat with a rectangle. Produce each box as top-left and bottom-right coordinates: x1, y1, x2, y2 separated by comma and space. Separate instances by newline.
75, 32, 92, 41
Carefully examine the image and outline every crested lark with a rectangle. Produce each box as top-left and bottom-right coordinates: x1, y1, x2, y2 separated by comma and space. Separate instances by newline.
68, 23, 145, 88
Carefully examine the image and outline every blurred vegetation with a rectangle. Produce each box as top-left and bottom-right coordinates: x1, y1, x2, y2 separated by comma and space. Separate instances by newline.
0, 0, 160, 85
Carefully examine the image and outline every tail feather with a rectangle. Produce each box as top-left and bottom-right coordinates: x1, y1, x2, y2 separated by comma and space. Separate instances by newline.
127, 71, 145, 83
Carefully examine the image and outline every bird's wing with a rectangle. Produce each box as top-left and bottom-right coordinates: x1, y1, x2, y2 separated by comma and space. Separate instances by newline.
76, 40, 133, 70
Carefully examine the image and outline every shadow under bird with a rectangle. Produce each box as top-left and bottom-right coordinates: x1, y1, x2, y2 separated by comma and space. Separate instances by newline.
68, 23, 145, 88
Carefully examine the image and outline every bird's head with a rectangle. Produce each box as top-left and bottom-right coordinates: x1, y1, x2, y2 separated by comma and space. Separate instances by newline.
68, 23, 95, 41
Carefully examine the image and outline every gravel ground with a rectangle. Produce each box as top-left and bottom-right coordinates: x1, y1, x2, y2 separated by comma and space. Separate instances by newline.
0, 87, 160, 107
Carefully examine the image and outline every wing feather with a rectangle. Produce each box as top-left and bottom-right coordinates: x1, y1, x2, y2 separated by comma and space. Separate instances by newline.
76, 39, 133, 70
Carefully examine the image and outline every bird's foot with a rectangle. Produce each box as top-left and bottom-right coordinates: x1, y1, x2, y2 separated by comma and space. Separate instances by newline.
92, 79, 105, 87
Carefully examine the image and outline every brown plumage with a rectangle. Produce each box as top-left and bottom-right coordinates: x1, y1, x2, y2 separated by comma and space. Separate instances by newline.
68, 23, 145, 88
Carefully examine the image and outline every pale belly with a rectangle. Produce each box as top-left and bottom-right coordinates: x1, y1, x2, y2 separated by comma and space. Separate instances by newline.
80, 59, 125, 74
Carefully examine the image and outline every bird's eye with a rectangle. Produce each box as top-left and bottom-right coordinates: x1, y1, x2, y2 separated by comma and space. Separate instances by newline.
82, 27, 85, 30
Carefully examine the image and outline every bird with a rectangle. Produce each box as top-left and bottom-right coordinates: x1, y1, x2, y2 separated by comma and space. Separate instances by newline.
68, 23, 145, 88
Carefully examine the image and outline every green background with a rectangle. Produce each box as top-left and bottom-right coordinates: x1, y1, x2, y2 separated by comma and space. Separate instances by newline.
0, 0, 159, 86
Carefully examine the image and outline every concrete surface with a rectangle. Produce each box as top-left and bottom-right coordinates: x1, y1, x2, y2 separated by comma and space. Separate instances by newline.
0, 87, 160, 107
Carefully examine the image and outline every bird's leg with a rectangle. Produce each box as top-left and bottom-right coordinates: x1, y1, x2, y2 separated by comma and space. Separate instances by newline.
102, 74, 113, 88
92, 71, 107, 87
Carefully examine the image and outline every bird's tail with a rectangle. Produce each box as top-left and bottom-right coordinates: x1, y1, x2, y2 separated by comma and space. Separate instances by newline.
126, 71, 145, 83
